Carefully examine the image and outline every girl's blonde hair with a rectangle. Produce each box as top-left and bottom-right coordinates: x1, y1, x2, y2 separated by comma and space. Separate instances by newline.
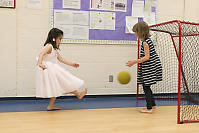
133, 21, 151, 40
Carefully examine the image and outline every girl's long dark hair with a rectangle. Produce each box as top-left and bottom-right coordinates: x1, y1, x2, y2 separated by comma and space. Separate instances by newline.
44, 28, 63, 49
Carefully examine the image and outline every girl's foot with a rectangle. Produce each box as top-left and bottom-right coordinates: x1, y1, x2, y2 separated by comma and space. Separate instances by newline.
47, 106, 61, 111
139, 109, 153, 114
78, 88, 87, 100
143, 106, 156, 110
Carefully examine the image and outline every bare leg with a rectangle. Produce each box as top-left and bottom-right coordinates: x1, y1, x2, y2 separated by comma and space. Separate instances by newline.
47, 97, 61, 110
70, 88, 87, 99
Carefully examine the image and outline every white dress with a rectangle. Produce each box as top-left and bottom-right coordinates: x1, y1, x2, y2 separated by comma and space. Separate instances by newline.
35, 44, 84, 98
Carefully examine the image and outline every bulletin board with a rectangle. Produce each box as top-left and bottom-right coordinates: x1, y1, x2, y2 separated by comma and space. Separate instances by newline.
50, 0, 157, 44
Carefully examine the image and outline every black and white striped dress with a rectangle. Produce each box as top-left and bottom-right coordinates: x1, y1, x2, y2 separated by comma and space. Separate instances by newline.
137, 38, 162, 85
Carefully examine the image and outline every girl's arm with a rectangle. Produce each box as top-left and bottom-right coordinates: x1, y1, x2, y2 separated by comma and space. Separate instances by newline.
138, 41, 150, 63
38, 44, 52, 70
56, 51, 79, 68
126, 42, 150, 67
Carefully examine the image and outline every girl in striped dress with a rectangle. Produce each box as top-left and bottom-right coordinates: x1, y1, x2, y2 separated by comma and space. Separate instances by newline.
126, 21, 162, 113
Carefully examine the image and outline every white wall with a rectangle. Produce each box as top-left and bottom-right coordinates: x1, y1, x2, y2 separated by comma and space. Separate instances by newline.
183, 0, 199, 22
16, 0, 50, 96
59, 44, 137, 95
157, 0, 184, 22
0, 8, 16, 96
0, 0, 199, 97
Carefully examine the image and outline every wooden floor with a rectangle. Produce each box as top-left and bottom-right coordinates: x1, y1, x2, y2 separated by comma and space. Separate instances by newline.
0, 106, 199, 133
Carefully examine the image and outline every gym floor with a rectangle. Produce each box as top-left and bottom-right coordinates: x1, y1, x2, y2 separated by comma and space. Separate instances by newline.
0, 96, 198, 133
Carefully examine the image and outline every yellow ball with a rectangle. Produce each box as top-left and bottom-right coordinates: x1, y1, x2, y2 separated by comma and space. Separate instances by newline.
117, 71, 131, 84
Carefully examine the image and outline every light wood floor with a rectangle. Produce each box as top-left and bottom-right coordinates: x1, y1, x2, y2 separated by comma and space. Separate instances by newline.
0, 106, 199, 133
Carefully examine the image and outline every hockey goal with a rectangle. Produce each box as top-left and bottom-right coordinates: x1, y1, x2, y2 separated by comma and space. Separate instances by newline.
137, 20, 199, 124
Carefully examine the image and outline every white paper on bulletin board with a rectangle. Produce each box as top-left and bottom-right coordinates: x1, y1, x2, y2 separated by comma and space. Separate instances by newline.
0, 0, 15, 8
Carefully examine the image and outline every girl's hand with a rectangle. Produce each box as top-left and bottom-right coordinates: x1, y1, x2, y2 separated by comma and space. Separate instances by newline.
72, 63, 79, 68
126, 60, 137, 67
39, 64, 47, 70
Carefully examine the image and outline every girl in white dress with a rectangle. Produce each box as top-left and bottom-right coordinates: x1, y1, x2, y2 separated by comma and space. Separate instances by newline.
36, 28, 87, 111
